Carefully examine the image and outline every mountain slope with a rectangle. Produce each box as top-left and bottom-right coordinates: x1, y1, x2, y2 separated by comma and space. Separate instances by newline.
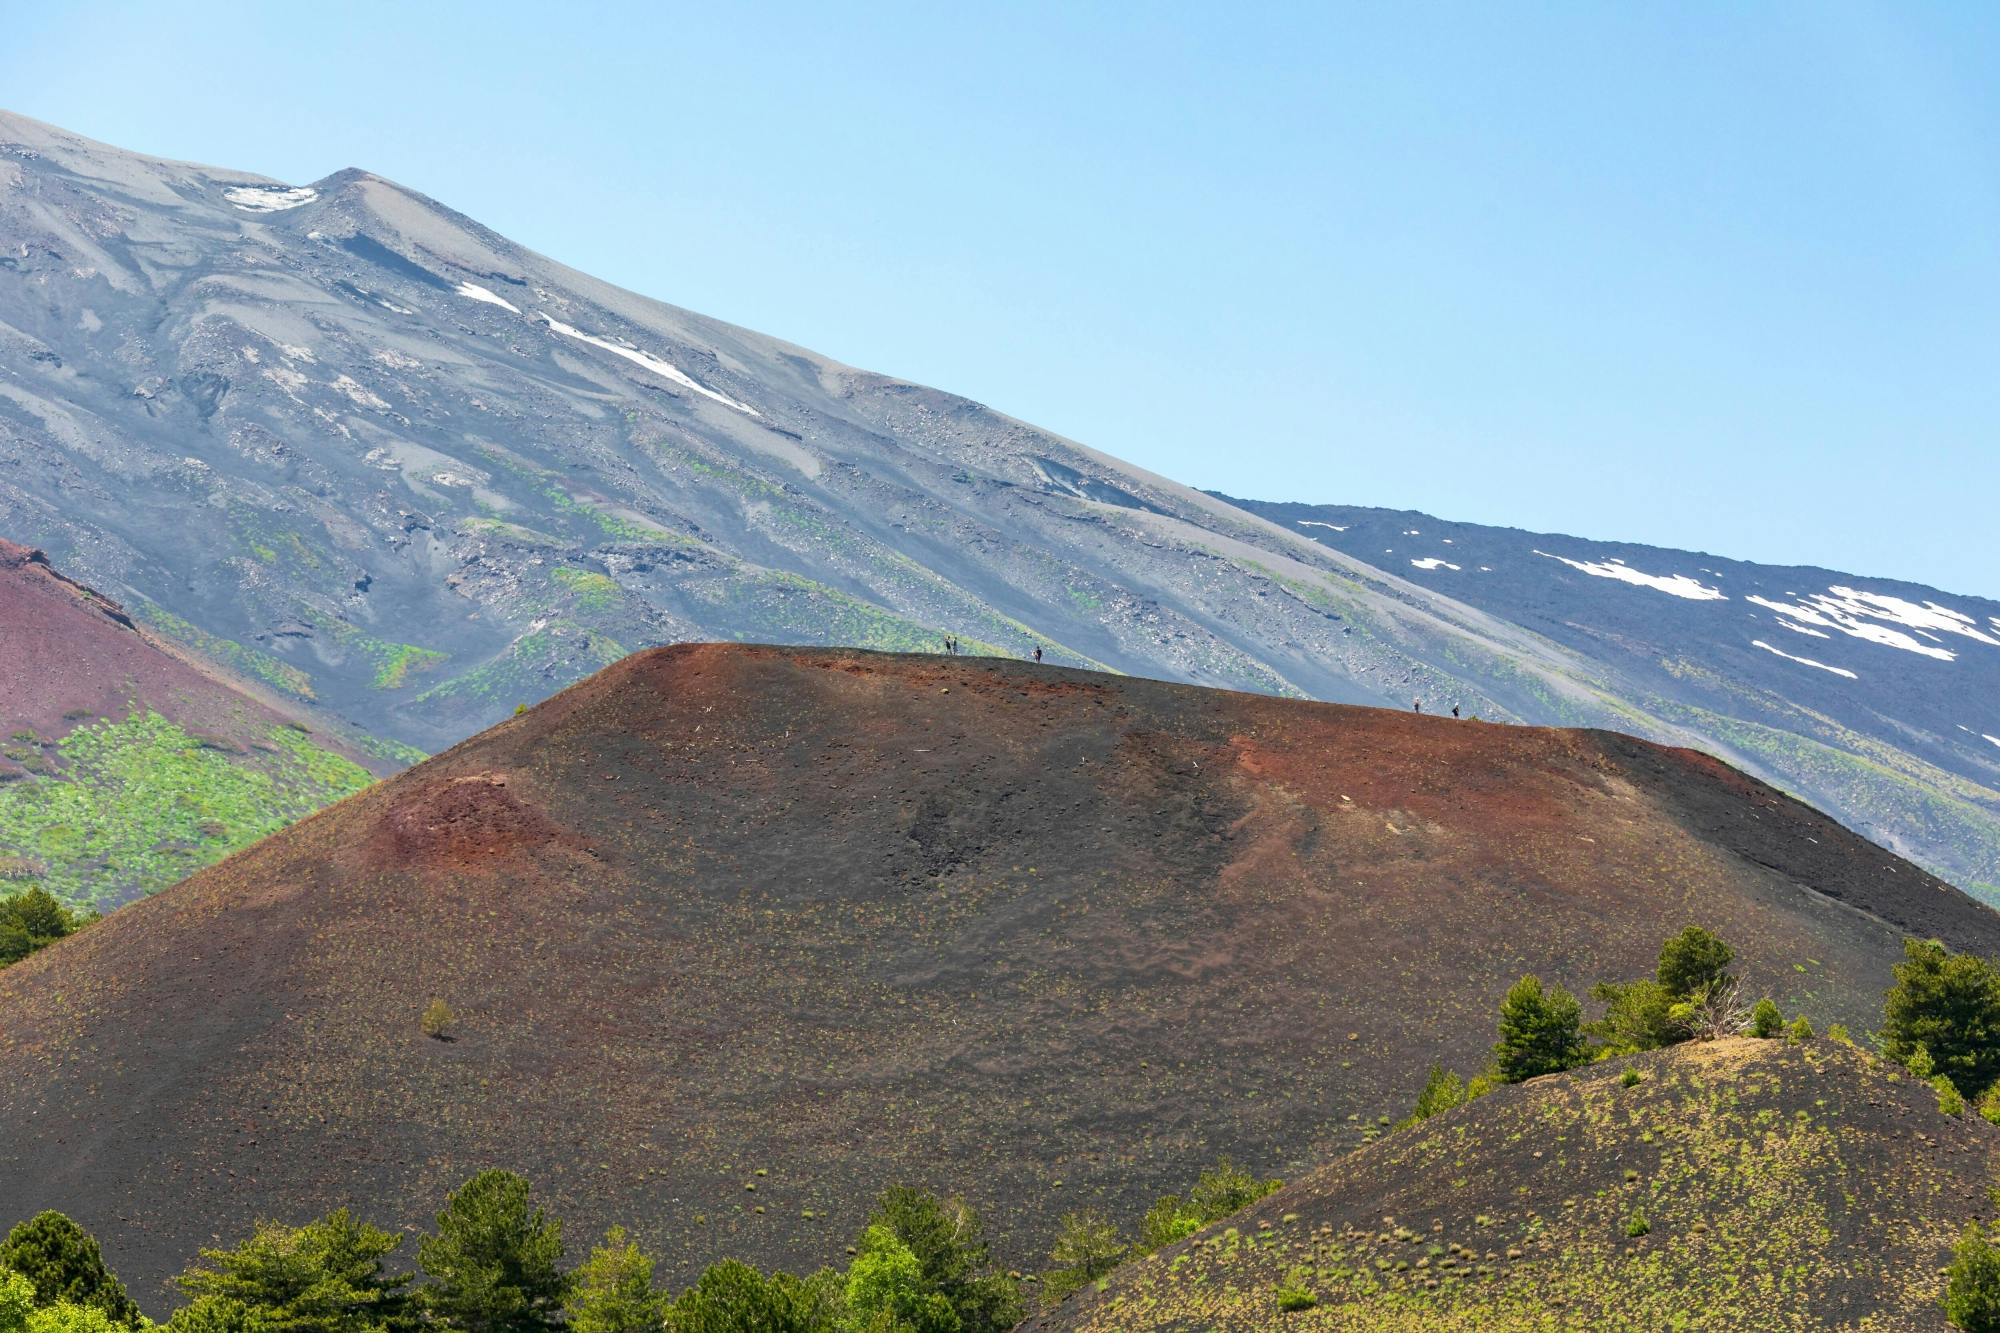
1024, 1037, 1994, 1331
1223, 497, 2000, 898
0, 645, 1991, 1309
0, 108, 1990, 898
0, 537, 381, 906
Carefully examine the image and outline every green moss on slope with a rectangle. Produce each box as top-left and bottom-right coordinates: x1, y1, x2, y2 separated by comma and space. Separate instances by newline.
0, 711, 373, 908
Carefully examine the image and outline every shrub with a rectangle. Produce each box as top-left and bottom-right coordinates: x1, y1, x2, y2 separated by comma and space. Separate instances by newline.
1978, 1086, 2000, 1127
1657, 926, 1734, 1000
1398, 1065, 1466, 1128
1136, 1197, 1201, 1256
1494, 975, 1588, 1083
1945, 1223, 2000, 1331
421, 1000, 456, 1041
1748, 999, 1783, 1038
0, 887, 83, 967
418, 1170, 569, 1333
1620, 1069, 1643, 1088
1040, 1211, 1126, 1306
1274, 1267, 1318, 1312
1883, 939, 2000, 1100
1187, 1160, 1281, 1223
1464, 1069, 1502, 1100
1587, 979, 1681, 1053
1935, 1076, 1968, 1118
1826, 1023, 1853, 1047
0, 1213, 141, 1326
1625, 1213, 1650, 1238
1787, 1016, 1814, 1042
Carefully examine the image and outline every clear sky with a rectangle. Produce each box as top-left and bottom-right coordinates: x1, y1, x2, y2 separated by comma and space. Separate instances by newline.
6, 2, 1997, 596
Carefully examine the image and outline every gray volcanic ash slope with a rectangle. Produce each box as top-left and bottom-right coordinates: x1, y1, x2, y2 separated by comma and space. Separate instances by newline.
0, 108, 1991, 892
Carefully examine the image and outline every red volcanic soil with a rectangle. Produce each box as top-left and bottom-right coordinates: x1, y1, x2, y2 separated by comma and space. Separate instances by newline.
0, 644, 1992, 1310
0, 538, 375, 770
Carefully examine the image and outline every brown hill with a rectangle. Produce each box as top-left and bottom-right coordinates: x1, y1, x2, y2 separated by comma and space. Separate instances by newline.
0, 538, 383, 906
1024, 1036, 1997, 1331
0, 644, 1993, 1312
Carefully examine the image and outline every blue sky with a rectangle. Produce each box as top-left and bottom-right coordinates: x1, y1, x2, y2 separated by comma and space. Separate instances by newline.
7, 2, 1997, 595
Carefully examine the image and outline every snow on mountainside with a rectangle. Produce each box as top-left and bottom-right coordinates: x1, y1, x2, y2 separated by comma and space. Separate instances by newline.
1223, 495, 2000, 896
0, 107, 1991, 897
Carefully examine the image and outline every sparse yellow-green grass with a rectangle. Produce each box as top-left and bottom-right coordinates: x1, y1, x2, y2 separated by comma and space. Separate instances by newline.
1030, 1039, 1995, 1331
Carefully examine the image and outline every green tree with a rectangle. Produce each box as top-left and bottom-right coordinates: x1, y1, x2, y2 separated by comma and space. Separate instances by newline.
665, 1261, 832, 1332
1656, 926, 1735, 1001
166, 1299, 274, 1333
0, 1213, 140, 1326
863, 1189, 1017, 1333
842, 1227, 958, 1332
1586, 979, 1681, 1053
1039, 1211, 1125, 1306
1134, 1196, 1200, 1256
1748, 998, 1783, 1038
1397, 1065, 1466, 1128
417, 1172, 568, 1333
1883, 939, 2000, 1099
1494, 975, 1588, 1083
561, 1229, 666, 1333
1946, 1224, 2000, 1332
1186, 1160, 1280, 1223
175, 1209, 413, 1333
1, 1270, 36, 1333
27, 1306, 125, 1333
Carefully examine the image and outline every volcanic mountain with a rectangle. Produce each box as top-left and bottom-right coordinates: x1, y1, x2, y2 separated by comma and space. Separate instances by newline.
2, 108, 1991, 895
0, 645, 1992, 1311
0, 537, 381, 906
1024, 1036, 1996, 1331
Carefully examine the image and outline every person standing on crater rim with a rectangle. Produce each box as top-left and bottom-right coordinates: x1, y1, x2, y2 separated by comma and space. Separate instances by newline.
1413, 698, 1422, 714
1033, 645, 1043, 663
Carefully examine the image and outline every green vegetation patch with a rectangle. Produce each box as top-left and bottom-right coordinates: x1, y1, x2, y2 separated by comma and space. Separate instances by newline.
0, 711, 373, 908
132, 602, 316, 699
551, 567, 624, 614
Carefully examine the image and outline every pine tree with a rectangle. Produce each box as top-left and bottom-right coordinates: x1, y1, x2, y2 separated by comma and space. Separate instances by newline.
417, 1171, 569, 1333
562, 1229, 667, 1333
1494, 975, 1587, 1083
0, 1212, 141, 1326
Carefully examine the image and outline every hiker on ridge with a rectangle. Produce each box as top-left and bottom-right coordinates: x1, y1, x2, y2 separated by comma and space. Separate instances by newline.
1033, 646, 1043, 663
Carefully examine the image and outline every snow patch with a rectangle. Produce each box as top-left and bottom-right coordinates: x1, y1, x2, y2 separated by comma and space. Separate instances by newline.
456, 282, 522, 314
1410, 557, 1461, 571
223, 185, 319, 213
331, 375, 388, 410
1534, 550, 1727, 601
1402, 528, 1421, 536
1745, 588, 1993, 662
1984, 734, 2000, 750
539, 314, 758, 415
1751, 639, 1857, 679
1296, 520, 1348, 532
1774, 618, 1830, 640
